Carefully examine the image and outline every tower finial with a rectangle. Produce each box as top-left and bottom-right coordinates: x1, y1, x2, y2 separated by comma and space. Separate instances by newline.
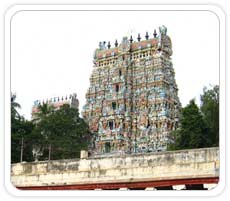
108, 41, 111, 49
130, 35, 133, 43
99, 42, 102, 49
137, 33, 141, 42
145, 32, 149, 40
153, 29, 157, 38
115, 39, 118, 47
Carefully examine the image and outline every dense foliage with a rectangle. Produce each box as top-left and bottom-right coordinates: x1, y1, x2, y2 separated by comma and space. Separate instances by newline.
200, 85, 219, 146
33, 104, 90, 160
11, 94, 34, 163
168, 85, 219, 150
11, 94, 90, 163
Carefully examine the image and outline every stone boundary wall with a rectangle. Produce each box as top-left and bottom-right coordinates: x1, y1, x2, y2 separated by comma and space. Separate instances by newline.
11, 147, 219, 187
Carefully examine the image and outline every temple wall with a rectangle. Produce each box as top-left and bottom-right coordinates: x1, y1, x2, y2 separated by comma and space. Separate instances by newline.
11, 147, 219, 187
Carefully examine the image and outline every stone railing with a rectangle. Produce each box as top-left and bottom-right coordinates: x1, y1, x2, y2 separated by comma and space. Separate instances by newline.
11, 147, 219, 188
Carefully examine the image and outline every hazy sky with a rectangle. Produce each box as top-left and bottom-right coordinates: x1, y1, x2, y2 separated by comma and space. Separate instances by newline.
11, 10, 219, 120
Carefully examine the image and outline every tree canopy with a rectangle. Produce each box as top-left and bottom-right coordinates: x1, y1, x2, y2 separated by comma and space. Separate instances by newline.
11, 95, 90, 163
200, 85, 219, 146
168, 99, 210, 150
168, 85, 219, 151
11, 94, 34, 163
33, 104, 90, 160
11, 93, 21, 122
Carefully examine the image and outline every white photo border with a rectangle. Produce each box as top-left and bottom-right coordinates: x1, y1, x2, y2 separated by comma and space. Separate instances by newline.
4, 4, 226, 197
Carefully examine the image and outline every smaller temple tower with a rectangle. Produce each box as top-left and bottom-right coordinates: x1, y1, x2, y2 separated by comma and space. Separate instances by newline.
32, 93, 79, 120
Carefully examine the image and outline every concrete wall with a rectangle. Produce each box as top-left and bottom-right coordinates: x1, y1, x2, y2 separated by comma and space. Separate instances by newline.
11, 147, 219, 187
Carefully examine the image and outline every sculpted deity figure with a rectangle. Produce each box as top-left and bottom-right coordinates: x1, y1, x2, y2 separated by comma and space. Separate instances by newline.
99, 41, 106, 50
158, 25, 167, 48
159, 25, 167, 35
115, 119, 120, 128
99, 121, 103, 132
103, 121, 107, 129
119, 36, 131, 52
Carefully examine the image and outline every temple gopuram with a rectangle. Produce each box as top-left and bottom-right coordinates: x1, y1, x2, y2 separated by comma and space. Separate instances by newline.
82, 26, 181, 155
32, 93, 79, 120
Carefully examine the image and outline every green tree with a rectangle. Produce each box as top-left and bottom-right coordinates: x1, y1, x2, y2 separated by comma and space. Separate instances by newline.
200, 85, 219, 146
11, 93, 21, 122
11, 93, 23, 163
167, 129, 181, 151
32, 102, 54, 122
168, 99, 210, 150
11, 94, 34, 163
34, 104, 90, 160
31, 102, 55, 160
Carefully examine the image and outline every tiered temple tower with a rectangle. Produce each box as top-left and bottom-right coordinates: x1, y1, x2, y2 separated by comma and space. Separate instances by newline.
32, 93, 79, 119
82, 26, 181, 155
